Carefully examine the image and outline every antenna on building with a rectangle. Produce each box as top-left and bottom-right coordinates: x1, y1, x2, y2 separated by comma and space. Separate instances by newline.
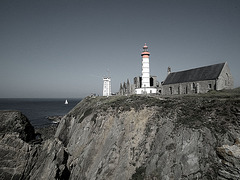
107, 69, 110, 78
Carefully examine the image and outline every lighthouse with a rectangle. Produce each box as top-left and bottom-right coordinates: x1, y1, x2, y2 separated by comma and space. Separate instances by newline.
141, 43, 150, 88
135, 43, 157, 94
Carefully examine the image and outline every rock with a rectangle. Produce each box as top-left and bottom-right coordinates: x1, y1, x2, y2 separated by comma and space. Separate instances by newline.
35, 124, 58, 141
47, 115, 63, 124
27, 138, 70, 180
0, 111, 68, 180
217, 142, 240, 179
1, 89, 240, 179
53, 94, 240, 179
0, 111, 36, 179
0, 110, 35, 142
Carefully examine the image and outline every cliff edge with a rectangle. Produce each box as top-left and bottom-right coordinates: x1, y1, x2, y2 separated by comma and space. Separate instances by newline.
54, 88, 240, 179
1, 88, 240, 179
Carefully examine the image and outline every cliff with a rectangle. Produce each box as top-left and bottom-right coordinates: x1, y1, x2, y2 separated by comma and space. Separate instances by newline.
0, 111, 36, 179
1, 88, 240, 179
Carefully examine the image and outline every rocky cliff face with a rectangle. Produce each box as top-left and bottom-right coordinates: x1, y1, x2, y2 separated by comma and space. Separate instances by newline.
0, 111, 70, 180
0, 111, 35, 179
53, 91, 240, 180
1, 89, 240, 179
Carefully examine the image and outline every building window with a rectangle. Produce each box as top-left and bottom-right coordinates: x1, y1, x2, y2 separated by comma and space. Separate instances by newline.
150, 77, 154, 86
178, 86, 180, 94
208, 84, 212, 89
169, 87, 173, 95
225, 73, 229, 86
195, 83, 199, 93
186, 86, 188, 94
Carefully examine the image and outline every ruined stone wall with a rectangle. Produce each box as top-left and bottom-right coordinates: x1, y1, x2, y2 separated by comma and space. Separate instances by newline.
134, 77, 141, 89
119, 79, 132, 95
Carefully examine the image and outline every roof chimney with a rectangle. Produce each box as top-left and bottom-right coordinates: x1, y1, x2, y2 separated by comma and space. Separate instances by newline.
167, 67, 171, 75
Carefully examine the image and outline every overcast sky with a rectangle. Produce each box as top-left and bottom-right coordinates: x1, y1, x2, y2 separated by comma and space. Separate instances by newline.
1, 0, 240, 98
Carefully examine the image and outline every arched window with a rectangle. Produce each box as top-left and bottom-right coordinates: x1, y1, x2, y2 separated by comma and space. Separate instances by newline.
178, 86, 180, 94
150, 77, 154, 86
225, 73, 229, 86
192, 83, 195, 89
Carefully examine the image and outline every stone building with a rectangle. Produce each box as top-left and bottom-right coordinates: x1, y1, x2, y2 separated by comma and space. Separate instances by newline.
134, 76, 159, 90
160, 62, 234, 95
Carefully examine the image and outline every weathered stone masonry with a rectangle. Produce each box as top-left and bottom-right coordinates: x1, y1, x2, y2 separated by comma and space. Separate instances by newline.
161, 62, 233, 95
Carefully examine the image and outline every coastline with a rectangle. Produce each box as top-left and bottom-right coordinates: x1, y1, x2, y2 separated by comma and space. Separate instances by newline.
0, 98, 82, 127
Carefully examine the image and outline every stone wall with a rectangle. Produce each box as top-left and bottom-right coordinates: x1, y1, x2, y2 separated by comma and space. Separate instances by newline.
119, 79, 134, 95
134, 76, 142, 89
216, 62, 234, 90
162, 80, 217, 95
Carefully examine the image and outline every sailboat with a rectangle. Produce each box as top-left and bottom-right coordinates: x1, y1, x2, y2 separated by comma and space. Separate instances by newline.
65, 99, 68, 105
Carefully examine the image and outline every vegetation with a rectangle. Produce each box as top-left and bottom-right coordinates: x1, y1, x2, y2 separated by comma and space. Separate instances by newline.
69, 88, 240, 135
175, 88, 240, 134
130, 166, 146, 180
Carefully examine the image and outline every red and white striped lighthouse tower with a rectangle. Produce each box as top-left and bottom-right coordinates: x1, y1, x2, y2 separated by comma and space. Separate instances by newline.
135, 43, 157, 94
141, 43, 150, 88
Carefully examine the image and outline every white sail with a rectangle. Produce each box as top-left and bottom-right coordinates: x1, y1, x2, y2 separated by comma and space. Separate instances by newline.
65, 99, 68, 104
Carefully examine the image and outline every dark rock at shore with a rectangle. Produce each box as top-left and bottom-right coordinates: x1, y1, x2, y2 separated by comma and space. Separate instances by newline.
0, 111, 36, 179
46, 115, 63, 124
0, 110, 67, 180
35, 124, 58, 140
0, 110, 35, 142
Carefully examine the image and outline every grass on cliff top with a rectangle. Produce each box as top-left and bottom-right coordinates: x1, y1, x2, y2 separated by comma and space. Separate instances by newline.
187, 87, 240, 99
175, 88, 240, 133
69, 88, 240, 128
73, 87, 240, 113
71, 94, 171, 114
93, 95, 165, 111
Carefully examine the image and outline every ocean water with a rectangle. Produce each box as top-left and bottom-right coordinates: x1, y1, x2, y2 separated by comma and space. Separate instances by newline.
0, 98, 81, 127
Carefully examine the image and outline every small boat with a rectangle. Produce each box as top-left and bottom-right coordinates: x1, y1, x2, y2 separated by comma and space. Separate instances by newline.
65, 99, 68, 105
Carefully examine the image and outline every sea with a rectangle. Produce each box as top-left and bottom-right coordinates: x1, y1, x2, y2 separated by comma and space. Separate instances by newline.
0, 98, 82, 127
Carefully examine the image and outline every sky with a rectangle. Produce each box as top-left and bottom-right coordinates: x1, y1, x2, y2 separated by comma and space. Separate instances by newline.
0, 0, 240, 98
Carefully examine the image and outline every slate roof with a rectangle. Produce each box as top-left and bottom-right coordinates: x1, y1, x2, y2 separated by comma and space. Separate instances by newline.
163, 62, 225, 85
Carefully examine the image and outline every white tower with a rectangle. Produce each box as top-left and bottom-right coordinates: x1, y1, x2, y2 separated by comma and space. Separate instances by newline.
135, 43, 157, 94
103, 77, 111, 96
141, 43, 150, 88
